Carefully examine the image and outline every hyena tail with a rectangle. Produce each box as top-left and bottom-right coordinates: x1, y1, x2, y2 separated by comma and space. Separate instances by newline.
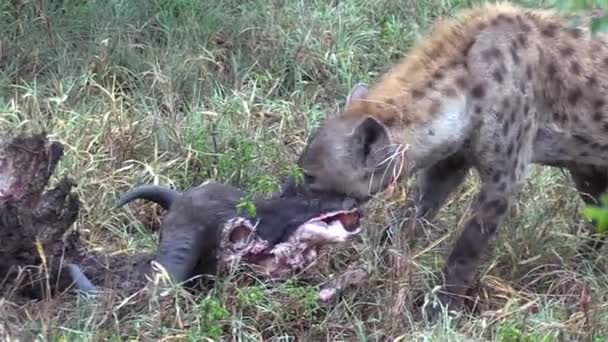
115, 185, 180, 210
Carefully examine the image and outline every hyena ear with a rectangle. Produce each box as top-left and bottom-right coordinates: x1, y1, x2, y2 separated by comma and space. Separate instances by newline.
345, 83, 369, 110
352, 116, 390, 166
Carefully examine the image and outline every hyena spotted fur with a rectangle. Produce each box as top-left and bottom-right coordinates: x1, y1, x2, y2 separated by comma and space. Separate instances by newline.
281, 3, 608, 316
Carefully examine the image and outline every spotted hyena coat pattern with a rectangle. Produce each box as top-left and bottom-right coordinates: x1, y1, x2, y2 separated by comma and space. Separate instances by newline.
363, 4, 608, 309
286, 3, 608, 315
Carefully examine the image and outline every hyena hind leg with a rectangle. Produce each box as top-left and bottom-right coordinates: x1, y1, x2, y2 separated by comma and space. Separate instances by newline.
568, 164, 608, 255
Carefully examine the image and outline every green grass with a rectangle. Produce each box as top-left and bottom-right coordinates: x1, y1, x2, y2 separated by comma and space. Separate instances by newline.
2, 0, 608, 340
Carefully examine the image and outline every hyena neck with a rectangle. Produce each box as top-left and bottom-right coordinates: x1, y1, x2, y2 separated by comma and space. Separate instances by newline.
344, 60, 474, 173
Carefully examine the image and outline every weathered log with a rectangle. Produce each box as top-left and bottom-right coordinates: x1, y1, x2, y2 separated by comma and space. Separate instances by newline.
0, 132, 81, 300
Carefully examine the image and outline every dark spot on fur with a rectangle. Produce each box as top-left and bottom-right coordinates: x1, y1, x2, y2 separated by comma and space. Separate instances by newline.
456, 76, 467, 89
502, 121, 510, 135
547, 63, 557, 78
502, 98, 510, 110
588, 76, 598, 87
471, 84, 485, 98
603, 57, 608, 67
487, 198, 508, 215
495, 111, 504, 121
494, 144, 501, 153
492, 69, 504, 83
537, 45, 545, 62
567, 28, 582, 39
426, 80, 436, 89
570, 61, 581, 75
433, 71, 444, 80
517, 15, 531, 32
449, 59, 463, 69
541, 23, 558, 37
518, 163, 526, 174
498, 182, 507, 191
491, 18, 500, 26
386, 98, 395, 105
428, 100, 441, 116
474, 105, 482, 115
526, 64, 532, 80
559, 46, 575, 57
573, 134, 590, 144
510, 42, 520, 64
593, 99, 605, 109
517, 33, 527, 48
443, 87, 457, 98
509, 109, 518, 124
603, 122, 608, 131
482, 47, 503, 62
552, 112, 561, 121
478, 191, 486, 203
516, 127, 524, 141
567, 88, 582, 105
412, 89, 424, 99
523, 103, 530, 115
477, 22, 488, 31
492, 173, 501, 183
516, 141, 524, 154
507, 142, 514, 156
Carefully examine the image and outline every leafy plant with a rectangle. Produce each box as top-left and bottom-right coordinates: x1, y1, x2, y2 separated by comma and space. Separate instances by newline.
554, 0, 608, 33
236, 196, 257, 217
583, 194, 608, 234
190, 296, 231, 340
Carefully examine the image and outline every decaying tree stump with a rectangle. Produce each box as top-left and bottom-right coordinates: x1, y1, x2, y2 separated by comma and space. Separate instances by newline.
0, 132, 81, 300
0, 133, 169, 302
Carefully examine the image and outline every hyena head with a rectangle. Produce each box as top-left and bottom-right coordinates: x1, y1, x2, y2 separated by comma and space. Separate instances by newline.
282, 84, 401, 201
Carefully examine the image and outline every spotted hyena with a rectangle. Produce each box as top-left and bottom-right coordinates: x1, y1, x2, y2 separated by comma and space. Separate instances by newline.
280, 3, 608, 317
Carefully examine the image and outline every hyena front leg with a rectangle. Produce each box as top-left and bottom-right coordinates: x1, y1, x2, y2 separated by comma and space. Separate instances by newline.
381, 152, 471, 246
425, 166, 519, 319
426, 116, 534, 319
413, 151, 472, 221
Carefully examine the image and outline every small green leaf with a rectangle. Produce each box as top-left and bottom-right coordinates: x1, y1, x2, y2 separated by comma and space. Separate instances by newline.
600, 193, 608, 206
583, 205, 608, 234
236, 198, 257, 217
591, 16, 608, 33
290, 165, 305, 186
